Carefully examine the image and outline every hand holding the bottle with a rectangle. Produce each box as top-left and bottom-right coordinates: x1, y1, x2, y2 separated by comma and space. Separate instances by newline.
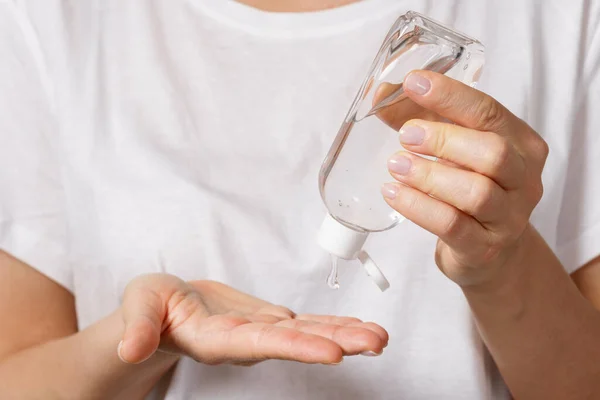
382, 71, 549, 288
118, 274, 388, 366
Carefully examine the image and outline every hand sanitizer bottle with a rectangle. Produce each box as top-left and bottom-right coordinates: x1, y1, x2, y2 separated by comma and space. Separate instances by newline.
317, 11, 485, 291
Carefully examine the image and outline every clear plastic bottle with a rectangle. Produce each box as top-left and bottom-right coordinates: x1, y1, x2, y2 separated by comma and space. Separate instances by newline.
317, 11, 485, 291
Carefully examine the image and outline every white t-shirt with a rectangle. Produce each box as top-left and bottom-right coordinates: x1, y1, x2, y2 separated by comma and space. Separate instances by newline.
1, 0, 599, 399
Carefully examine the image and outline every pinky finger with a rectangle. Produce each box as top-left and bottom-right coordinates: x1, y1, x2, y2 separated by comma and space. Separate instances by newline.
381, 183, 489, 254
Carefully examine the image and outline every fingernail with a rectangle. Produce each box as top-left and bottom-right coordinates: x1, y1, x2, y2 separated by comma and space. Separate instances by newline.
330, 358, 344, 365
360, 351, 383, 357
381, 183, 399, 200
399, 125, 426, 145
388, 154, 412, 175
117, 340, 127, 363
405, 73, 431, 95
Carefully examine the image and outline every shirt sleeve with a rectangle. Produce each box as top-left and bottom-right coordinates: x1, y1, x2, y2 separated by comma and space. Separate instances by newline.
555, 5, 600, 274
0, 3, 73, 292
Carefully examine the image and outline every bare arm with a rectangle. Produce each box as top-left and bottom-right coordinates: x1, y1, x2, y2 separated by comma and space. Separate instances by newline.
462, 230, 600, 399
0, 250, 389, 399
380, 70, 600, 399
0, 251, 178, 400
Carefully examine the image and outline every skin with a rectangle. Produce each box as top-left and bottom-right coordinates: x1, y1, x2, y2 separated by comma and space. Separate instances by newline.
381, 71, 600, 399
0, 1, 598, 399
0, 253, 387, 399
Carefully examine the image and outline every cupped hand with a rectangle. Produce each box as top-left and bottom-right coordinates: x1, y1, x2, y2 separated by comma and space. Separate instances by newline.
118, 274, 388, 366
381, 71, 549, 287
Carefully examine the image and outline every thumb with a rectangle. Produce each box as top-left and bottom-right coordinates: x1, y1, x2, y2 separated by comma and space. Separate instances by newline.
118, 281, 165, 364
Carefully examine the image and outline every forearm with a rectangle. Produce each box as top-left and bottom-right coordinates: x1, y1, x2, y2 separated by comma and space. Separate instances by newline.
463, 225, 600, 399
0, 309, 178, 400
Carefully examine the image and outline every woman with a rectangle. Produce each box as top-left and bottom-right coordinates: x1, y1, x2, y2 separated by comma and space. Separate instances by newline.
0, 0, 599, 399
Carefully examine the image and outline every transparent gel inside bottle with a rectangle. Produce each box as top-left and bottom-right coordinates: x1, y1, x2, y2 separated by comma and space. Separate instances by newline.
317, 11, 485, 291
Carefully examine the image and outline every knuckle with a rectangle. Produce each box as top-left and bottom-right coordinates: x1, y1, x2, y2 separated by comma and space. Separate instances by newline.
420, 163, 437, 194
530, 180, 545, 203
441, 209, 464, 238
468, 178, 496, 216
486, 137, 512, 175
436, 88, 456, 113
401, 188, 420, 212
329, 325, 344, 343
433, 123, 452, 158
475, 96, 504, 130
531, 135, 550, 161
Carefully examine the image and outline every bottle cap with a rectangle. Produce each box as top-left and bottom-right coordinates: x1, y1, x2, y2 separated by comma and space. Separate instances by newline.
317, 214, 369, 260
358, 251, 390, 292
316, 214, 390, 291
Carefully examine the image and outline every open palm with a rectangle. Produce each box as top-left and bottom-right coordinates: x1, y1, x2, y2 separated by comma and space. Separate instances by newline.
118, 274, 388, 366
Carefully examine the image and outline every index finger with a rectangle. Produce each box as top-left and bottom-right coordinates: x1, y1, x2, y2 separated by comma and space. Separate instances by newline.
402, 70, 520, 136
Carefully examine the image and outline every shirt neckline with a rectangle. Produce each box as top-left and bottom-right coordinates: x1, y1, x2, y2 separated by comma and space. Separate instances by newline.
193, 0, 408, 39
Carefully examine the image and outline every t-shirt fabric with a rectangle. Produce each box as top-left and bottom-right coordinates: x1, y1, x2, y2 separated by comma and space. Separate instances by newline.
1, 0, 599, 399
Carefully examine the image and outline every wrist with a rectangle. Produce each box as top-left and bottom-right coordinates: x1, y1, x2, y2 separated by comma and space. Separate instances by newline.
460, 224, 572, 323
460, 225, 536, 315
